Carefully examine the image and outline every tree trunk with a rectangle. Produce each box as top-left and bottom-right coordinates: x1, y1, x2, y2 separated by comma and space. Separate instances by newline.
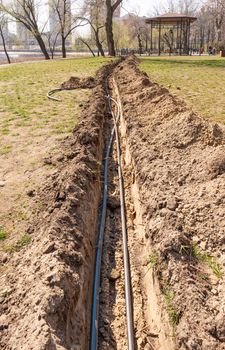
95, 30, 105, 57
145, 34, 148, 52
35, 33, 50, 60
62, 36, 66, 58
0, 25, 11, 64
217, 29, 222, 42
216, 15, 223, 42
137, 33, 143, 55
105, 0, 115, 56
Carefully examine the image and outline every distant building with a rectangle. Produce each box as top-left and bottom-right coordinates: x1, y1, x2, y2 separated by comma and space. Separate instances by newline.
114, 12, 146, 26
48, 0, 59, 35
14, 0, 35, 47
16, 21, 35, 47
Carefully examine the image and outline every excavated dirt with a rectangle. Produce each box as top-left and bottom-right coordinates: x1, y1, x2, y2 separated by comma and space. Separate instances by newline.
112, 56, 225, 350
1, 55, 225, 350
0, 61, 118, 350
61, 76, 97, 90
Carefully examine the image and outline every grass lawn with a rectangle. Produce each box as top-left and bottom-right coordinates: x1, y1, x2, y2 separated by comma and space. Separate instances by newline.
0, 57, 110, 142
140, 55, 225, 124
0, 57, 110, 249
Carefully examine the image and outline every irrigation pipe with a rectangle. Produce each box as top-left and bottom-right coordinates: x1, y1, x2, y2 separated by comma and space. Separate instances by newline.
90, 88, 120, 350
110, 87, 135, 350
47, 88, 63, 102
90, 74, 134, 350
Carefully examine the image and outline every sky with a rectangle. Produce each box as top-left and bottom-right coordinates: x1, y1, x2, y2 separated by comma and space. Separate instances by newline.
122, 0, 154, 16
121, 0, 166, 16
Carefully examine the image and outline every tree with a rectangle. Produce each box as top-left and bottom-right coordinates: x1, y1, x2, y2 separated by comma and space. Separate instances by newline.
153, 0, 200, 16
80, 0, 105, 56
177, 0, 200, 15
192, 0, 225, 51
163, 29, 174, 55
0, 0, 50, 59
128, 14, 150, 54
128, 14, 143, 54
113, 20, 132, 53
105, 0, 122, 56
206, 0, 225, 42
50, 0, 86, 58
0, 13, 11, 64
43, 29, 60, 59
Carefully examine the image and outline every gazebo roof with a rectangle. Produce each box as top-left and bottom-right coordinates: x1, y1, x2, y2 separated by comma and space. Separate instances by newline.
146, 12, 197, 25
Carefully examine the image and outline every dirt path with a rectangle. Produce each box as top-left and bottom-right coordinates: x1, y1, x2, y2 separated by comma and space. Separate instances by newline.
0, 56, 225, 350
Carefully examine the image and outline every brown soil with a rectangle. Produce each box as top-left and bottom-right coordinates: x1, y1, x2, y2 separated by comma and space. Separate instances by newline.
112, 56, 225, 350
1, 55, 225, 350
0, 61, 117, 350
61, 76, 97, 90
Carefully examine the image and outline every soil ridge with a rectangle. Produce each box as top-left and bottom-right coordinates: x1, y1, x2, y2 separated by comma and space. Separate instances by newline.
113, 56, 225, 350
0, 59, 119, 350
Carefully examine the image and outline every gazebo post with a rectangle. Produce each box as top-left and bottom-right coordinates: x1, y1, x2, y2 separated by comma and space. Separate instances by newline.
176, 22, 179, 55
150, 22, 153, 54
187, 20, 191, 55
179, 19, 182, 55
158, 20, 161, 56
184, 20, 188, 54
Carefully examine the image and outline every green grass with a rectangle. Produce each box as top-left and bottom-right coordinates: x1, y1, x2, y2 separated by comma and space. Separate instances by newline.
163, 286, 180, 333
17, 234, 31, 247
0, 144, 12, 155
0, 57, 110, 138
191, 245, 223, 279
145, 252, 159, 275
4, 234, 32, 253
140, 56, 225, 123
0, 229, 7, 240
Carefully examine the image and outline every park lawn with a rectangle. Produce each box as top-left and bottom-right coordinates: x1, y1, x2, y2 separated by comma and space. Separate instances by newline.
0, 57, 110, 250
0, 57, 110, 140
140, 55, 225, 124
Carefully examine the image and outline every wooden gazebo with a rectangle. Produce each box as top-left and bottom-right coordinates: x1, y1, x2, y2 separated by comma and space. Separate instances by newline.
146, 13, 197, 56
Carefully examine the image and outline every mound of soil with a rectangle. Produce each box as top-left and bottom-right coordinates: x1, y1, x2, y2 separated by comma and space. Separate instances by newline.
61, 76, 97, 90
0, 61, 118, 350
113, 56, 225, 350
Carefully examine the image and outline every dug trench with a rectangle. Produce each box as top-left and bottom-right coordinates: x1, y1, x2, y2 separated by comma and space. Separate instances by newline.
0, 55, 225, 350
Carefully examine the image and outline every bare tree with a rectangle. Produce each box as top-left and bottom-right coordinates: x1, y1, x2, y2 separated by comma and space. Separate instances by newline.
177, 0, 200, 15
0, 12, 10, 63
0, 0, 50, 59
105, 0, 122, 56
80, 0, 105, 56
50, 0, 86, 58
128, 14, 147, 54
206, 0, 225, 42
191, 0, 225, 50
43, 29, 60, 59
154, 0, 200, 15
163, 29, 174, 55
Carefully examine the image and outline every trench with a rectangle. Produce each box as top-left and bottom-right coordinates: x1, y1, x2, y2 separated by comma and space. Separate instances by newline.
87, 71, 175, 350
